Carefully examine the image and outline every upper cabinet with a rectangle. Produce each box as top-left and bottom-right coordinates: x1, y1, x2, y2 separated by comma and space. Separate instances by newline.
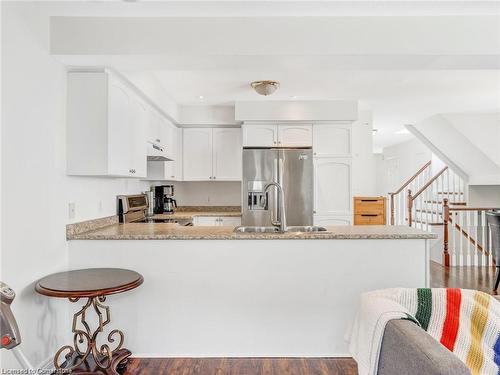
183, 128, 242, 181
242, 123, 312, 147
183, 128, 213, 181
313, 123, 352, 157
212, 128, 242, 180
278, 125, 313, 147
67, 71, 147, 177
242, 124, 276, 147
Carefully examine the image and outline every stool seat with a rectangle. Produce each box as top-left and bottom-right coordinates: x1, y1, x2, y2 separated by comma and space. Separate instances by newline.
36, 268, 143, 298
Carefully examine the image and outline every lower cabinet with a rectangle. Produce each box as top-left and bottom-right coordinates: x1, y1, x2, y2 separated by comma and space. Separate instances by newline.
193, 216, 242, 227
314, 215, 352, 226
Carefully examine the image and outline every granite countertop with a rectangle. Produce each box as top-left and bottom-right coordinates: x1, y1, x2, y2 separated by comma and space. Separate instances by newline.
154, 211, 241, 220
68, 224, 437, 241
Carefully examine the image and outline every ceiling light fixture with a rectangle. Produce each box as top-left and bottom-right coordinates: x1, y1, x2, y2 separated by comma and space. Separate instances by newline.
251, 80, 280, 96
198, 95, 204, 100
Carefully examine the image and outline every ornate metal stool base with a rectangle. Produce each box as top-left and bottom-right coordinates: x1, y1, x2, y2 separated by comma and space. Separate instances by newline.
54, 296, 131, 374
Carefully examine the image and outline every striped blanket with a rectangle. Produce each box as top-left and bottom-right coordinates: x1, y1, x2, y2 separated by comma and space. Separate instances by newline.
399, 288, 500, 375
348, 288, 500, 375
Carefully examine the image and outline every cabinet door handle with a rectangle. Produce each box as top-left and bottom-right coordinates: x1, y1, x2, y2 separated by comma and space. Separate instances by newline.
156, 138, 161, 143
213, 176, 216, 180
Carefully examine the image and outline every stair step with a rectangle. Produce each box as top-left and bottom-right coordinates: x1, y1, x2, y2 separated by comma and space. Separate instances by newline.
436, 191, 464, 195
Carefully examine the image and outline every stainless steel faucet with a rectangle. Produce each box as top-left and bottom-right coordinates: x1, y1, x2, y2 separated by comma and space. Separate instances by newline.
264, 182, 287, 232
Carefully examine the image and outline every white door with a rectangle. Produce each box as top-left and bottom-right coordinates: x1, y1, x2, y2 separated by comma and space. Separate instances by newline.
129, 94, 148, 177
183, 128, 212, 180
220, 217, 242, 227
107, 78, 132, 176
212, 128, 242, 181
314, 158, 352, 215
278, 125, 312, 147
313, 124, 352, 157
242, 124, 276, 147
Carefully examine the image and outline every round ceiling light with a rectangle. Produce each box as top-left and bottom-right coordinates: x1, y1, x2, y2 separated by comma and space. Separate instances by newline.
251, 80, 280, 96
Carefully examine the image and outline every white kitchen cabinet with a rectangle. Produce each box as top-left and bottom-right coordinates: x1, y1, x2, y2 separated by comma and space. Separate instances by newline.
242, 123, 312, 147
183, 128, 213, 180
313, 158, 352, 216
313, 123, 352, 157
242, 124, 276, 147
278, 125, 312, 147
314, 215, 352, 226
193, 216, 241, 227
193, 216, 219, 226
220, 217, 242, 227
67, 71, 147, 177
212, 128, 242, 180
183, 128, 242, 181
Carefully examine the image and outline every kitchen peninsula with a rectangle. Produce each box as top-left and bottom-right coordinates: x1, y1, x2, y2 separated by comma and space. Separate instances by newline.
67, 220, 435, 357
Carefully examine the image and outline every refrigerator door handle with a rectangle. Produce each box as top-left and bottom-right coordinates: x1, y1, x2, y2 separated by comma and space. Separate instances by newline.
271, 186, 280, 226
271, 152, 281, 226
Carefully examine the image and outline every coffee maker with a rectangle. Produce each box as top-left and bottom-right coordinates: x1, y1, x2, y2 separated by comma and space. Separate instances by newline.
154, 185, 177, 214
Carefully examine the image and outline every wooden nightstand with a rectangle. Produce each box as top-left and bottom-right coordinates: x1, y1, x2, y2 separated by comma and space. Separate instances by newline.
354, 196, 386, 225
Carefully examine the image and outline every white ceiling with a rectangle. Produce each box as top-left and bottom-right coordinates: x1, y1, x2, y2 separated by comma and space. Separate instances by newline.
151, 69, 500, 149
44, 0, 500, 150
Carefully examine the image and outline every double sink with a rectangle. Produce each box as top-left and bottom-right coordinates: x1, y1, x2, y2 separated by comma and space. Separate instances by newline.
234, 226, 327, 233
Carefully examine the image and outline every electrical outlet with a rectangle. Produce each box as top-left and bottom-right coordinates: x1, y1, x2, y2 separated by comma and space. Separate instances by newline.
68, 202, 76, 220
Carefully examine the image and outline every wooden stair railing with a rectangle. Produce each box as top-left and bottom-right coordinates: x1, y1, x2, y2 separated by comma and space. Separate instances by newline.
443, 199, 498, 267
389, 160, 432, 225
407, 166, 448, 227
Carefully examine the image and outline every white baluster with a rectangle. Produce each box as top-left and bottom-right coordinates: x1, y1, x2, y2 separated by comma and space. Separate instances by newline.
454, 211, 460, 266
466, 211, 471, 266
456, 211, 464, 266
473, 211, 479, 266
446, 168, 451, 202
452, 172, 456, 203
481, 210, 487, 266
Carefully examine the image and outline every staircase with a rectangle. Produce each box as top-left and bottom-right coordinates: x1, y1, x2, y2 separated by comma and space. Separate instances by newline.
389, 161, 497, 267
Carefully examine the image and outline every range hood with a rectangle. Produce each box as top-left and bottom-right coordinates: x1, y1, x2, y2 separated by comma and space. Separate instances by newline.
147, 141, 172, 161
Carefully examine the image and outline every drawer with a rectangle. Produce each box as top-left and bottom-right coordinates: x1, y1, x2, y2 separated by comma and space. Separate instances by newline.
354, 214, 385, 225
354, 198, 385, 214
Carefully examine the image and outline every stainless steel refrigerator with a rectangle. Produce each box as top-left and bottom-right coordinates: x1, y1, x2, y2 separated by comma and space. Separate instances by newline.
242, 148, 313, 227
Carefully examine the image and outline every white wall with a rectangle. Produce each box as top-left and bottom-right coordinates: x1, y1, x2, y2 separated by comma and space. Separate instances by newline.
167, 182, 241, 206
468, 186, 500, 207
1, 2, 150, 368
378, 137, 431, 195
443, 113, 500, 168
179, 105, 238, 126
412, 114, 500, 184
352, 110, 378, 196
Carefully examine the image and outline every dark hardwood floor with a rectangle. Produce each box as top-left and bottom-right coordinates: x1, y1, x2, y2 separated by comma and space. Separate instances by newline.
430, 261, 498, 294
123, 262, 498, 375
123, 358, 358, 375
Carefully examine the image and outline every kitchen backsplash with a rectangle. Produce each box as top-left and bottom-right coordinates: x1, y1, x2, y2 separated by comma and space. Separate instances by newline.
164, 181, 241, 206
